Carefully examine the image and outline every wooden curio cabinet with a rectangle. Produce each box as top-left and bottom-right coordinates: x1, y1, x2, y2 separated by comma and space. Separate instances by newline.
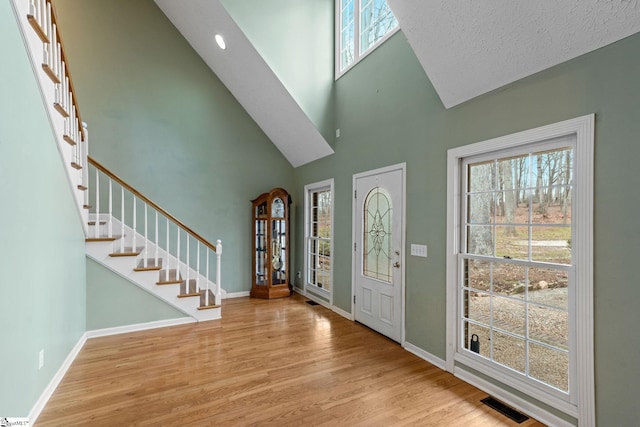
251, 188, 292, 299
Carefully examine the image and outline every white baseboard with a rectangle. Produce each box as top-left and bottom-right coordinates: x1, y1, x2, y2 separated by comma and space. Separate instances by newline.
293, 288, 354, 320
224, 291, 250, 299
455, 367, 576, 427
403, 342, 447, 370
86, 317, 195, 339
29, 333, 88, 424
331, 304, 353, 320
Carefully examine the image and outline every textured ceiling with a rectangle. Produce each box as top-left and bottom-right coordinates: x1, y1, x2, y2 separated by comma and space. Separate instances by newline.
388, 0, 640, 108
154, 0, 334, 168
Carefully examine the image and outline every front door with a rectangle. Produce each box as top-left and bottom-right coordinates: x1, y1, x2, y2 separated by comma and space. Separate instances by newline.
353, 164, 405, 342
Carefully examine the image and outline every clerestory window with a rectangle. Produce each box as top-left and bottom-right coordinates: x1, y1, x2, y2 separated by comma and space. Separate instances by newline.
336, 0, 399, 77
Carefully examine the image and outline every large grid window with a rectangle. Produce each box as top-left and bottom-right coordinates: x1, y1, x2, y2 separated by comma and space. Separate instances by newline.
462, 145, 573, 393
305, 180, 334, 297
447, 115, 594, 423
337, 0, 398, 75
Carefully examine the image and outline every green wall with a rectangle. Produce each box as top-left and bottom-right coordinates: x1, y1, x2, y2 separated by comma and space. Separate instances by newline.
0, 1, 86, 416
293, 30, 640, 425
53, 0, 295, 296
220, 0, 336, 143
86, 258, 185, 330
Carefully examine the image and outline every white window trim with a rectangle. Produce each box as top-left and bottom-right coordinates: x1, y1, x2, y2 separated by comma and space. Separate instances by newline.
446, 115, 594, 425
335, 0, 401, 79
304, 179, 335, 304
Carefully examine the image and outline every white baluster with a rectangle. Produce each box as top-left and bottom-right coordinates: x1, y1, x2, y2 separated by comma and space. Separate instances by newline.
155, 211, 159, 266
144, 204, 148, 268
185, 234, 190, 285
28, 0, 36, 21
46, 2, 51, 42
108, 178, 113, 238
58, 62, 66, 111
216, 240, 222, 305
132, 196, 137, 253
42, 43, 49, 74
205, 247, 210, 306
56, 36, 62, 81
40, 0, 46, 35
82, 122, 88, 169
65, 75, 70, 115
94, 168, 99, 238
196, 242, 200, 293
165, 219, 170, 282
82, 126, 88, 208
51, 24, 57, 76
196, 239, 209, 306
177, 229, 181, 283
120, 186, 125, 252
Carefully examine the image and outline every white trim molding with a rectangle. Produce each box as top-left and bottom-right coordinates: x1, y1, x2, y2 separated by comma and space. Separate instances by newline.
86, 317, 196, 339
29, 334, 87, 424
456, 368, 576, 427
403, 342, 447, 371
224, 291, 251, 299
303, 178, 335, 306
446, 114, 595, 425
293, 287, 354, 321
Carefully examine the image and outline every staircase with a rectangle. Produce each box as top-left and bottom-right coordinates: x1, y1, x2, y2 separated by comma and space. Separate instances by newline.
13, 0, 223, 321
84, 159, 224, 321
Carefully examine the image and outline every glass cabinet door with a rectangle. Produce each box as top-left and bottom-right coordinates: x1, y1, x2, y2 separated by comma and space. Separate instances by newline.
271, 219, 286, 285
255, 219, 267, 285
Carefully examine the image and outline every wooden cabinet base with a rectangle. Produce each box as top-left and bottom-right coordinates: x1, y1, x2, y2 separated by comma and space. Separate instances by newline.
250, 284, 291, 299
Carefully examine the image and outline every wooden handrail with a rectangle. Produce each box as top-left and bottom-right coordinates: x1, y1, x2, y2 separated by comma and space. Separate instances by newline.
88, 156, 217, 252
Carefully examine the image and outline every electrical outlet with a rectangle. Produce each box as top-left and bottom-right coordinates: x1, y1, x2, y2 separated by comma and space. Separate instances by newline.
39, 349, 44, 370
410, 244, 428, 258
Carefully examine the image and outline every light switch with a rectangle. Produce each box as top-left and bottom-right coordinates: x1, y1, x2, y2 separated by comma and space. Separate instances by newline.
410, 244, 428, 258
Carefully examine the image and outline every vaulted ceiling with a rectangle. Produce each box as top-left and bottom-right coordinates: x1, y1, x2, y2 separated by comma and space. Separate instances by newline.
388, 0, 640, 108
156, 0, 640, 167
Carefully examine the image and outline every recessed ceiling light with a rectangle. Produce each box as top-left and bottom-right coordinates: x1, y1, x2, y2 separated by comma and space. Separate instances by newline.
214, 34, 226, 50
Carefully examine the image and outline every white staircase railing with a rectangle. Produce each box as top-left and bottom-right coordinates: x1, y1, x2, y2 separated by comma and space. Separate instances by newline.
14, 0, 223, 318
13, 0, 89, 233
87, 158, 222, 310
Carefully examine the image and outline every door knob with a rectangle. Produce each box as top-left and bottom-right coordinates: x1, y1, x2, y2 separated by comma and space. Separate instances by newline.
393, 261, 400, 268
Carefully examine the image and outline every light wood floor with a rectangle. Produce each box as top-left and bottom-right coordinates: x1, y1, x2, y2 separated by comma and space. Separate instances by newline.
36, 293, 544, 426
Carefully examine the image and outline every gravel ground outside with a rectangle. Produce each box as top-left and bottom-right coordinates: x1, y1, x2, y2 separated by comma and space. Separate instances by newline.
465, 287, 569, 391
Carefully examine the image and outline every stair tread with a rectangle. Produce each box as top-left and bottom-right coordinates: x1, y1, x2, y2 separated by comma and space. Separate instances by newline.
54, 102, 69, 118
197, 304, 221, 311
134, 258, 163, 271
109, 246, 144, 257
64, 134, 77, 146
157, 269, 182, 284
178, 292, 203, 299
88, 221, 107, 226
86, 237, 116, 242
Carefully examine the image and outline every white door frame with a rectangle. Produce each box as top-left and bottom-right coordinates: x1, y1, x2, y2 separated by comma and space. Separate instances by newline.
352, 162, 406, 344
